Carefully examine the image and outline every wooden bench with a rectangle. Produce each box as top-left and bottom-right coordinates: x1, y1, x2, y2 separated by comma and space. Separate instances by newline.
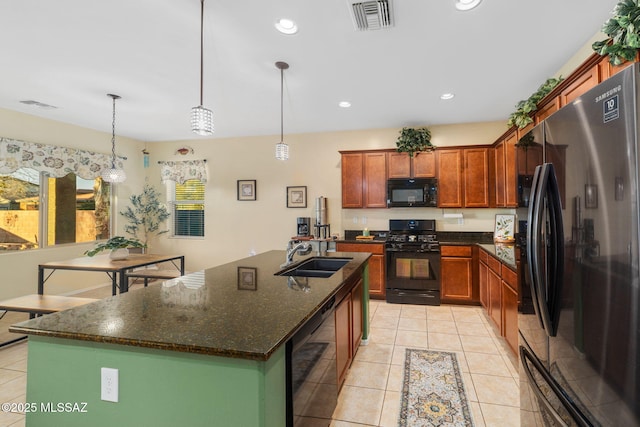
0, 294, 100, 316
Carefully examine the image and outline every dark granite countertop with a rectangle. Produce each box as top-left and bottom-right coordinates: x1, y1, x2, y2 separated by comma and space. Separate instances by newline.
478, 243, 518, 271
10, 250, 371, 361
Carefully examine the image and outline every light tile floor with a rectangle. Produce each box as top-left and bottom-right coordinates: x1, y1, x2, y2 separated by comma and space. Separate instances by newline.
331, 299, 521, 427
0, 291, 520, 427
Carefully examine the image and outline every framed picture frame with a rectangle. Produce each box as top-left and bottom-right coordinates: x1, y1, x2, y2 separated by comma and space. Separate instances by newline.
494, 214, 515, 243
237, 267, 257, 291
286, 186, 307, 208
585, 184, 598, 209
237, 180, 256, 201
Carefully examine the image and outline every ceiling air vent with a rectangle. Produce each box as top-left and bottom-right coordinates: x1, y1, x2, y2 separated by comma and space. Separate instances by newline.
348, 0, 393, 31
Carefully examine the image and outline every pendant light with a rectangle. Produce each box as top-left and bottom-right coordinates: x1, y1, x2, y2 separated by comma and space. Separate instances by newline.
101, 94, 126, 183
275, 61, 289, 161
191, 0, 214, 135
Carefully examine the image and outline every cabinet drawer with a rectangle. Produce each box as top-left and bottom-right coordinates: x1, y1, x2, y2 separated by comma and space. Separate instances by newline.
440, 246, 472, 257
502, 265, 518, 291
479, 249, 489, 264
336, 242, 385, 255
487, 256, 501, 274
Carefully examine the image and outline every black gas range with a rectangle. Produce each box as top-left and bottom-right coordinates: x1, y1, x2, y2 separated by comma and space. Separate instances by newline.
385, 219, 441, 305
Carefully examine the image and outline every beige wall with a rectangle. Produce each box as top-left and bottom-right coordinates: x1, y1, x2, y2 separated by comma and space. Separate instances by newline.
147, 121, 508, 271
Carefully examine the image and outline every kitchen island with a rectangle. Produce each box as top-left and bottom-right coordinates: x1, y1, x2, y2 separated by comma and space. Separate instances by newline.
10, 250, 371, 427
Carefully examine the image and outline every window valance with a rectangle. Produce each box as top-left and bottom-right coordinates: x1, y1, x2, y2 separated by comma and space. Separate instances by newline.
0, 137, 125, 179
159, 160, 208, 184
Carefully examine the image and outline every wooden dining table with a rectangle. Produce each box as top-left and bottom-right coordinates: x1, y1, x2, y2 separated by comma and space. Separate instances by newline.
38, 253, 185, 296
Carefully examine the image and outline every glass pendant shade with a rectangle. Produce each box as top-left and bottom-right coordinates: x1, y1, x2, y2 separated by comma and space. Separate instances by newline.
191, 105, 214, 136
102, 167, 127, 183
275, 141, 289, 161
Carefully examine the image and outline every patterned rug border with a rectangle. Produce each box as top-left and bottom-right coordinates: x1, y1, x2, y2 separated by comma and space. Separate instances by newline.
399, 348, 474, 427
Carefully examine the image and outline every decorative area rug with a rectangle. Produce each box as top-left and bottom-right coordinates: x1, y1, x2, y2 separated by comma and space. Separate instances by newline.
399, 349, 474, 427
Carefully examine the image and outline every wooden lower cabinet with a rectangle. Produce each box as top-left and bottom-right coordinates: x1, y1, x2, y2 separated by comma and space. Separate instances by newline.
335, 276, 364, 390
488, 267, 502, 329
478, 251, 489, 309
336, 242, 386, 299
501, 276, 518, 354
479, 247, 519, 355
440, 245, 478, 304
335, 294, 352, 388
351, 278, 363, 355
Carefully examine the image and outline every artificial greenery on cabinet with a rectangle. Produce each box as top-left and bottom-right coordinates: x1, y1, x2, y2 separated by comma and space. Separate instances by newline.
507, 77, 563, 129
395, 127, 434, 157
593, 0, 640, 66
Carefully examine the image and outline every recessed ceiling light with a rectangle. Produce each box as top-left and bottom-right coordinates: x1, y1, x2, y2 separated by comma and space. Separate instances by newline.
339, 101, 351, 108
275, 18, 298, 35
455, 0, 482, 11
440, 93, 455, 100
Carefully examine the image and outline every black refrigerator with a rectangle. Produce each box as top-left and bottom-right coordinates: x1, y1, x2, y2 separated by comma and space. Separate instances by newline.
519, 63, 640, 426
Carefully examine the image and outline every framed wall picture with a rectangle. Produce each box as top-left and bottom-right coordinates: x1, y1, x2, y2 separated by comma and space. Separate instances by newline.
237, 180, 256, 201
494, 214, 515, 243
287, 186, 307, 208
237, 267, 257, 290
585, 184, 598, 209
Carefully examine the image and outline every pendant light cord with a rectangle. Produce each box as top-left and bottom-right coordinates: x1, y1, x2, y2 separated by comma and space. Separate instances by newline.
280, 67, 284, 143
199, 0, 205, 107
110, 95, 118, 168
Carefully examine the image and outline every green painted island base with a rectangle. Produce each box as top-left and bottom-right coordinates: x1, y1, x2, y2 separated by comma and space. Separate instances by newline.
25, 336, 286, 427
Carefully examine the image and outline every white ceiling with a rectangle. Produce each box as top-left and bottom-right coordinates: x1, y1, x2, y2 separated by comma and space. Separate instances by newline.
0, 0, 619, 142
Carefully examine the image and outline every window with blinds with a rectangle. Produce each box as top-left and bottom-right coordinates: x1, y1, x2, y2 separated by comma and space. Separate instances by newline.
172, 179, 205, 237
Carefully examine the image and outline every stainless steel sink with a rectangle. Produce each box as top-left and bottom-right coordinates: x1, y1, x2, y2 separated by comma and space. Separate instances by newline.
276, 257, 352, 278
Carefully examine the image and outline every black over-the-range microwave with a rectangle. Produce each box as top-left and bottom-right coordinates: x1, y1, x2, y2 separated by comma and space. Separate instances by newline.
387, 178, 438, 207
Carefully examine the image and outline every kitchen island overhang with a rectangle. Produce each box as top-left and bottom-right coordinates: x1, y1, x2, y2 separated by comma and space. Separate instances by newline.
10, 250, 371, 427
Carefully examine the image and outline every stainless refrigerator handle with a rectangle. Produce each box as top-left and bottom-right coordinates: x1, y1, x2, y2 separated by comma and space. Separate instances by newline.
520, 345, 592, 426
527, 164, 546, 331
519, 346, 570, 427
545, 163, 564, 337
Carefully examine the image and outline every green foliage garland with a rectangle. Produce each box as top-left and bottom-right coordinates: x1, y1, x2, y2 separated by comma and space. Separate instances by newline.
593, 0, 640, 66
507, 77, 563, 129
395, 127, 434, 158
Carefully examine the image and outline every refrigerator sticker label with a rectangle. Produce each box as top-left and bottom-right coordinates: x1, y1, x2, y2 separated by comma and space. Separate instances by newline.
603, 94, 619, 123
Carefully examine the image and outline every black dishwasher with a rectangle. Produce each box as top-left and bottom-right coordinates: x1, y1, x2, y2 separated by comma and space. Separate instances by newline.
286, 296, 337, 427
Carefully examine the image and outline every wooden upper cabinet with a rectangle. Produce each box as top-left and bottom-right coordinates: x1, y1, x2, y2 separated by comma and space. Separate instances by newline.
437, 149, 464, 208
560, 64, 600, 106
387, 152, 411, 178
341, 153, 364, 208
536, 98, 560, 123
340, 151, 387, 208
412, 151, 436, 177
387, 151, 436, 178
363, 152, 387, 208
504, 132, 518, 207
464, 147, 492, 208
494, 140, 506, 207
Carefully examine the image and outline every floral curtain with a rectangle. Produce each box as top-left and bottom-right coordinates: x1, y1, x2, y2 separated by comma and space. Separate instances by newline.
0, 137, 125, 179
159, 160, 208, 184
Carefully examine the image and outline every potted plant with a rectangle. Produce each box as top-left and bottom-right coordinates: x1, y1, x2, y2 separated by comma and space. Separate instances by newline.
84, 236, 146, 259
395, 127, 434, 157
120, 184, 171, 248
